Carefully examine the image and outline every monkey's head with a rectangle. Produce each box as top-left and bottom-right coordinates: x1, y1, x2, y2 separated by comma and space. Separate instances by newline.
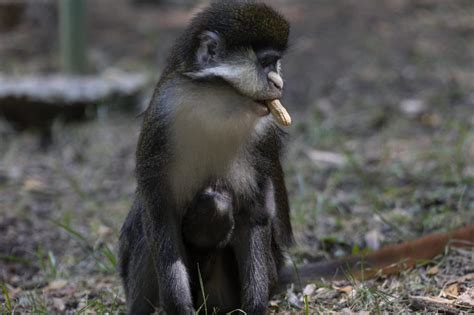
172, 1, 289, 117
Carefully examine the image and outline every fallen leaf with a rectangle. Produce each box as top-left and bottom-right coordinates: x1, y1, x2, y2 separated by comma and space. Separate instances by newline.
441, 282, 459, 299
410, 295, 454, 305
303, 284, 316, 296
410, 296, 458, 313
341, 308, 369, 315
97, 224, 112, 237
45, 279, 67, 291
456, 288, 474, 307
427, 266, 439, 276
452, 273, 474, 284
334, 285, 353, 294
399, 99, 427, 118
23, 179, 45, 192
53, 298, 66, 311
22, 178, 55, 197
285, 285, 302, 309
305, 148, 347, 167
269, 300, 280, 307
287, 290, 302, 309
421, 113, 442, 127
314, 287, 339, 300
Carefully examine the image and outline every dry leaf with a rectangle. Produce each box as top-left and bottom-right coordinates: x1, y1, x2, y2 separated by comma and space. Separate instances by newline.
452, 273, 474, 284
456, 288, 474, 307
427, 266, 439, 276
23, 179, 45, 192
305, 148, 346, 167
441, 282, 459, 299
303, 284, 317, 296
314, 287, 339, 300
53, 298, 66, 311
411, 295, 454, 305
334, 285, 353, 294
341, 308, 369, 315
399, 99, 427, 118
269, 300, 280, 307
287, 290, 302, 309
421, 113, 442, 127
410, 295, 458, 313
97, 224, 112, 237
45, 279, 67, 291
22, 178, 55, 197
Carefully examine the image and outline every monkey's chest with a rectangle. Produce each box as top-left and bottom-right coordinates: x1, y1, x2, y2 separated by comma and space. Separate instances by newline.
168, 120, 258, 207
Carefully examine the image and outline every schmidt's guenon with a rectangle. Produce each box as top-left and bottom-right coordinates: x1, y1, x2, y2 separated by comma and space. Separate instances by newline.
118, 1, 294, 314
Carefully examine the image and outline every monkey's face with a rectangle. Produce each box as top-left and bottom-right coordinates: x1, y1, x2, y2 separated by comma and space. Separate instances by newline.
185, 31, 285, 117
217, 47, 284, 113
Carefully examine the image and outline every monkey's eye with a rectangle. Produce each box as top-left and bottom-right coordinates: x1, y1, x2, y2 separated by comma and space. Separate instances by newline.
259, 56, 279, 69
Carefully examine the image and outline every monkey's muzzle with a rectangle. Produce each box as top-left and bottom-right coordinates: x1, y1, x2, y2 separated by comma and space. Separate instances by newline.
265, 99, 292, 126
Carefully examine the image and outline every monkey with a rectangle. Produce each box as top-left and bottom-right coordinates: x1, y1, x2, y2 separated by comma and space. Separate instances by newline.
119, 1, 293, 314
118, 2, 474, 314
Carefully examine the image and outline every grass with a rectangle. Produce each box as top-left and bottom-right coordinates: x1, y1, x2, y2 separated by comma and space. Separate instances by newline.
2, 92, 473, 314
347, 283, 395, 312
76, 290, 123, 315
36, 249, 59, 279
1, 283, 13, 313
196, 263, 209, 315
24, 291, 49, 314
51, 219, 117, 274
303, 295, 310, 315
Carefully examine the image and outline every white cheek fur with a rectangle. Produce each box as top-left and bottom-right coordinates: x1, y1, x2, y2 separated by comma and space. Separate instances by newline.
186, 63, 264, 99
185, 48, 265, 99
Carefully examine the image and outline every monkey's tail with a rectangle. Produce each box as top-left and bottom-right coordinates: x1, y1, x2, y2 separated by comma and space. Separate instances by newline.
279, 223, 474, 291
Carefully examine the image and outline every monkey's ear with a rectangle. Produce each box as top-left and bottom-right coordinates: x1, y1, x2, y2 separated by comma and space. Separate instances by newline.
196, 31, 222, 66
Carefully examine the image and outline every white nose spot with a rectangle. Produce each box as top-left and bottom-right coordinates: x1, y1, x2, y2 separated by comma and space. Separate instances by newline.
268, 71, 284, 90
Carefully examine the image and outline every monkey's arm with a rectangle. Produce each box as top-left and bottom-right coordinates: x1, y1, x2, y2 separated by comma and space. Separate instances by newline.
135, 112, 194, 315
272, 157, 294, 248
279, 223, 474, 289
261, 125, 294, 250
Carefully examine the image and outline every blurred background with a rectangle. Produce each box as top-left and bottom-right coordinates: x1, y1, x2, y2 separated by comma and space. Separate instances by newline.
1, 0, 473, 312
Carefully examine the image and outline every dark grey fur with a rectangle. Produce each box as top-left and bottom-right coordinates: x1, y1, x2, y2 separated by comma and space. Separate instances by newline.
119, 1, 293, 314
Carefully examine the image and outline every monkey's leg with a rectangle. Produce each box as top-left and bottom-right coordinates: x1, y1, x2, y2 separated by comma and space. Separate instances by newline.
233, 220, 275, 314
183, 187, 234, 249
119, 200, 159, 314
232, 181, 278, 314
139, 191, 195, 315
191, 249, 241, 313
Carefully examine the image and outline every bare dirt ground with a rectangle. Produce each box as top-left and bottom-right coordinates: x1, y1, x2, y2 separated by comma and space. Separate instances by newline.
1, 0, 474, 313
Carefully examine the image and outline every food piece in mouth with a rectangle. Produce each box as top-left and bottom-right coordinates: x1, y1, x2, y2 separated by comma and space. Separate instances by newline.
265, 99, 291, 126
